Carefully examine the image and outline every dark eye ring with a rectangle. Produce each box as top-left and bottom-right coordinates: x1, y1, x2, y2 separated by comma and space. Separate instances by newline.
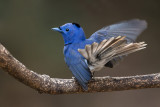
66, 28, 69, 31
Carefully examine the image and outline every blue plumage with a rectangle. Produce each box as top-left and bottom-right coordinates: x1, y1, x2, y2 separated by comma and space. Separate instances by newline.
52, 19, 147, 90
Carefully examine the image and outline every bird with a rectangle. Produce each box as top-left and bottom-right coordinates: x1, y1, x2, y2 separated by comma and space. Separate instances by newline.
52, 19, 147, 90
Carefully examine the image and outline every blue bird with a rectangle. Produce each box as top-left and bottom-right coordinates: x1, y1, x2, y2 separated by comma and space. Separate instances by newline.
52, 19, 147, 90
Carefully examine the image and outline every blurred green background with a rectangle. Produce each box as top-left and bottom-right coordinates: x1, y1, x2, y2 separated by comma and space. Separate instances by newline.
0, 0, 160, 107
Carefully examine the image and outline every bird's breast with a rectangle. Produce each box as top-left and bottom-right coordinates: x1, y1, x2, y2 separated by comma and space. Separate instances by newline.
63, 45, 82, 65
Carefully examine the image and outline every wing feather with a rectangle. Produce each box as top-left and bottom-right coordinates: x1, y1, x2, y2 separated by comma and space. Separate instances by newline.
79, 36, 147, 72
69, 59, 92, 90
89, 19, 147, 43
88, 19, 147, 67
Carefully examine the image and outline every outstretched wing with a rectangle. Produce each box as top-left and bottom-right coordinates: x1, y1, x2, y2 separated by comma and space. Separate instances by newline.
88, 19, 147, 67
89, 19, 147, 43
78, 36, 147, 72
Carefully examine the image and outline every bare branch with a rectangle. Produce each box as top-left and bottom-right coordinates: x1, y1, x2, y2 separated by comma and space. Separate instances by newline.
0, 43, 160, 95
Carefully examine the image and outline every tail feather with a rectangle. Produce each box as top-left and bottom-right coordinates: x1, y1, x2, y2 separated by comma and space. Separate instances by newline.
78, 36, 147, 72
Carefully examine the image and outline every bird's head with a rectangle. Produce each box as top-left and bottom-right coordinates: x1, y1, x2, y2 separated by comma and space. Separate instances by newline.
52, 23, 86, 45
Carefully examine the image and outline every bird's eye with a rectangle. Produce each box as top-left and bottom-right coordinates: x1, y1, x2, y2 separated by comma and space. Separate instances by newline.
66, 28, 69, 31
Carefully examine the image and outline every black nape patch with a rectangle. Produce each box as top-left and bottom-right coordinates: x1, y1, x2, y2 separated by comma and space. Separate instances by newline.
72, 23, 81, 28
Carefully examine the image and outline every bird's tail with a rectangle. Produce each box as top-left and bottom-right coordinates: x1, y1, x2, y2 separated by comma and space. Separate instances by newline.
78, 36, 147, 72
